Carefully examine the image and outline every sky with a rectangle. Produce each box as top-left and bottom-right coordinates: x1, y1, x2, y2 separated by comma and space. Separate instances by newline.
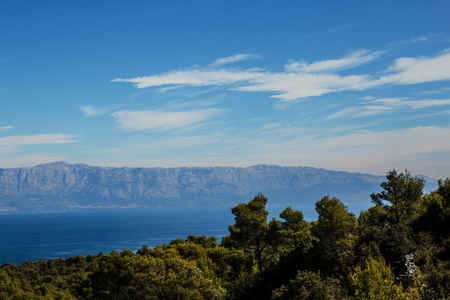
1, 1, 450, 179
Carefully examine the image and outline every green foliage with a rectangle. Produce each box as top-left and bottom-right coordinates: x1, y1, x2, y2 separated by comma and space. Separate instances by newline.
421, 261, 450, 300
271, 270, 345, 300
222, 193, 273, 270
186, 234, 220, 248
207, 246, 253, 285
370, 169, 425, 225
349, 257, 408, 300
311, 196, 358, 274
0, 255, 93, 299
278, 206, 311, 250
88, 249, 225, 300
413, 178, 450, 243
358, 203, 391, 227
2, 173, 450, 299
356, 221, 415, 263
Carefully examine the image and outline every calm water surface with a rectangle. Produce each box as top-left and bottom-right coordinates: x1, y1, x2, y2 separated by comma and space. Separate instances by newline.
0, 203, 369, 265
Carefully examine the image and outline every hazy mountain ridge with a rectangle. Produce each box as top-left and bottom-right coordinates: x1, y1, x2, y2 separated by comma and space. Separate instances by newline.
0, 162, 437, 211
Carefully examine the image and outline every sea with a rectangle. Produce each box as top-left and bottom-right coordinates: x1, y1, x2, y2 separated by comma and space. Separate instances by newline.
0, 203, 371, 265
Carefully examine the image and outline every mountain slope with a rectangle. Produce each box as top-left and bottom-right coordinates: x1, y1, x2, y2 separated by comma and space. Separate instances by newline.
0, 162, 437, 211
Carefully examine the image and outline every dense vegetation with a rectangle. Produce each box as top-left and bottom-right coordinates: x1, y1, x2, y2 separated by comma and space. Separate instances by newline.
1, 169, 449, 299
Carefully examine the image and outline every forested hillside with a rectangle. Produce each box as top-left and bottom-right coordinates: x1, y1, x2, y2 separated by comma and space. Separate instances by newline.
1, 169, 449, 299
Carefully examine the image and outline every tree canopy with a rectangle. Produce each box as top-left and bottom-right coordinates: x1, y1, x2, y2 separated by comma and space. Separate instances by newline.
1, 169, 449, 299
370, 169, 425, 224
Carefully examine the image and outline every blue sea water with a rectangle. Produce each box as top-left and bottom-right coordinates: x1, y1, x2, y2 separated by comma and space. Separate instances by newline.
0, 203, 370, 265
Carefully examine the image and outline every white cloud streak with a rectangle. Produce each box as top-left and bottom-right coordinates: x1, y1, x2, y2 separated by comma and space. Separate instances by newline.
327, 96, 450, 120
113, 50, 450, 102
211, 54, 262, 66
0, 126, 14, 131
285, 50, 384, 72
81, 105, 106, 117
0, 134, 77, 156
379, 49, 450, 85
113, 69, 264, 88
372, 97, 450, 109
325, 107, 362, 121
0, 134, 77, 147
111, 109, 223, 131
386, 35, 431, 47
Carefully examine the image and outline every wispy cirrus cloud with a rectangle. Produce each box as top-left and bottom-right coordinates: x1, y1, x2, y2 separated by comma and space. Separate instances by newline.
111, 109, 223, 131
80, 105, 107, 117
370, 97, 450, 109
386, 35, 431, 47
327, 96, 450, 120
379, 49, 450, 85
325, 107, 363, 121
418, 86, 450, 95
112, 69, 264, 88
112, 53, 375, 100
112, 50, 450, 102
211, 54, 262, 66
285, 49, 384, 73
0, 134, 77, 147
0, 134, 77, 155
235, 72, 373, 101
0, 126, 14, 131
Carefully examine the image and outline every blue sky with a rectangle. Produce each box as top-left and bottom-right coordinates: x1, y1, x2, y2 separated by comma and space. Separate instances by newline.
1, 1, 450, 178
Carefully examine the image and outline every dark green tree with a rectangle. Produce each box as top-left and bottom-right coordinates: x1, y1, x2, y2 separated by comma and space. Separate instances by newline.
271, 270, 345, 300
89, 249, 225, 300
311, 196, 358, 274
370, 169, 425, 225
419, 178, 450, 240
279, 206, 310, 250
222, 194, 275, 271
357, 204, 415, 263
186, 235, 219, 249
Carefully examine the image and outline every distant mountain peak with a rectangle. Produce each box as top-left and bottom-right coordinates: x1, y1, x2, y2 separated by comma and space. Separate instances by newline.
36, 161, 71, 168
0, 162, 438, 211
36, 161, 89, 168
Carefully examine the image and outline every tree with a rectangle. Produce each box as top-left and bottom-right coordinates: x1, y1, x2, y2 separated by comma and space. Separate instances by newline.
412, 187, 450, 243
89, 249, 225, 300
370, 169, 425, 225
149, 256, 226, 300
357, 204, 415, 263
222, 194, 273, 271
278, 206, 310, 250
186, 235, 219, 249
422, 261, 450, 300
311, 196, 358, 274
88, 250, 141, 300
433, 178, 450, 239
349, 257, 409, 300
206, 246, 253, 286
271, 270, 345, 300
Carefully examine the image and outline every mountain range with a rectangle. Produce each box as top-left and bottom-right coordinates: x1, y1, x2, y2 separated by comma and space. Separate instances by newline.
0, 162, 438, 211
